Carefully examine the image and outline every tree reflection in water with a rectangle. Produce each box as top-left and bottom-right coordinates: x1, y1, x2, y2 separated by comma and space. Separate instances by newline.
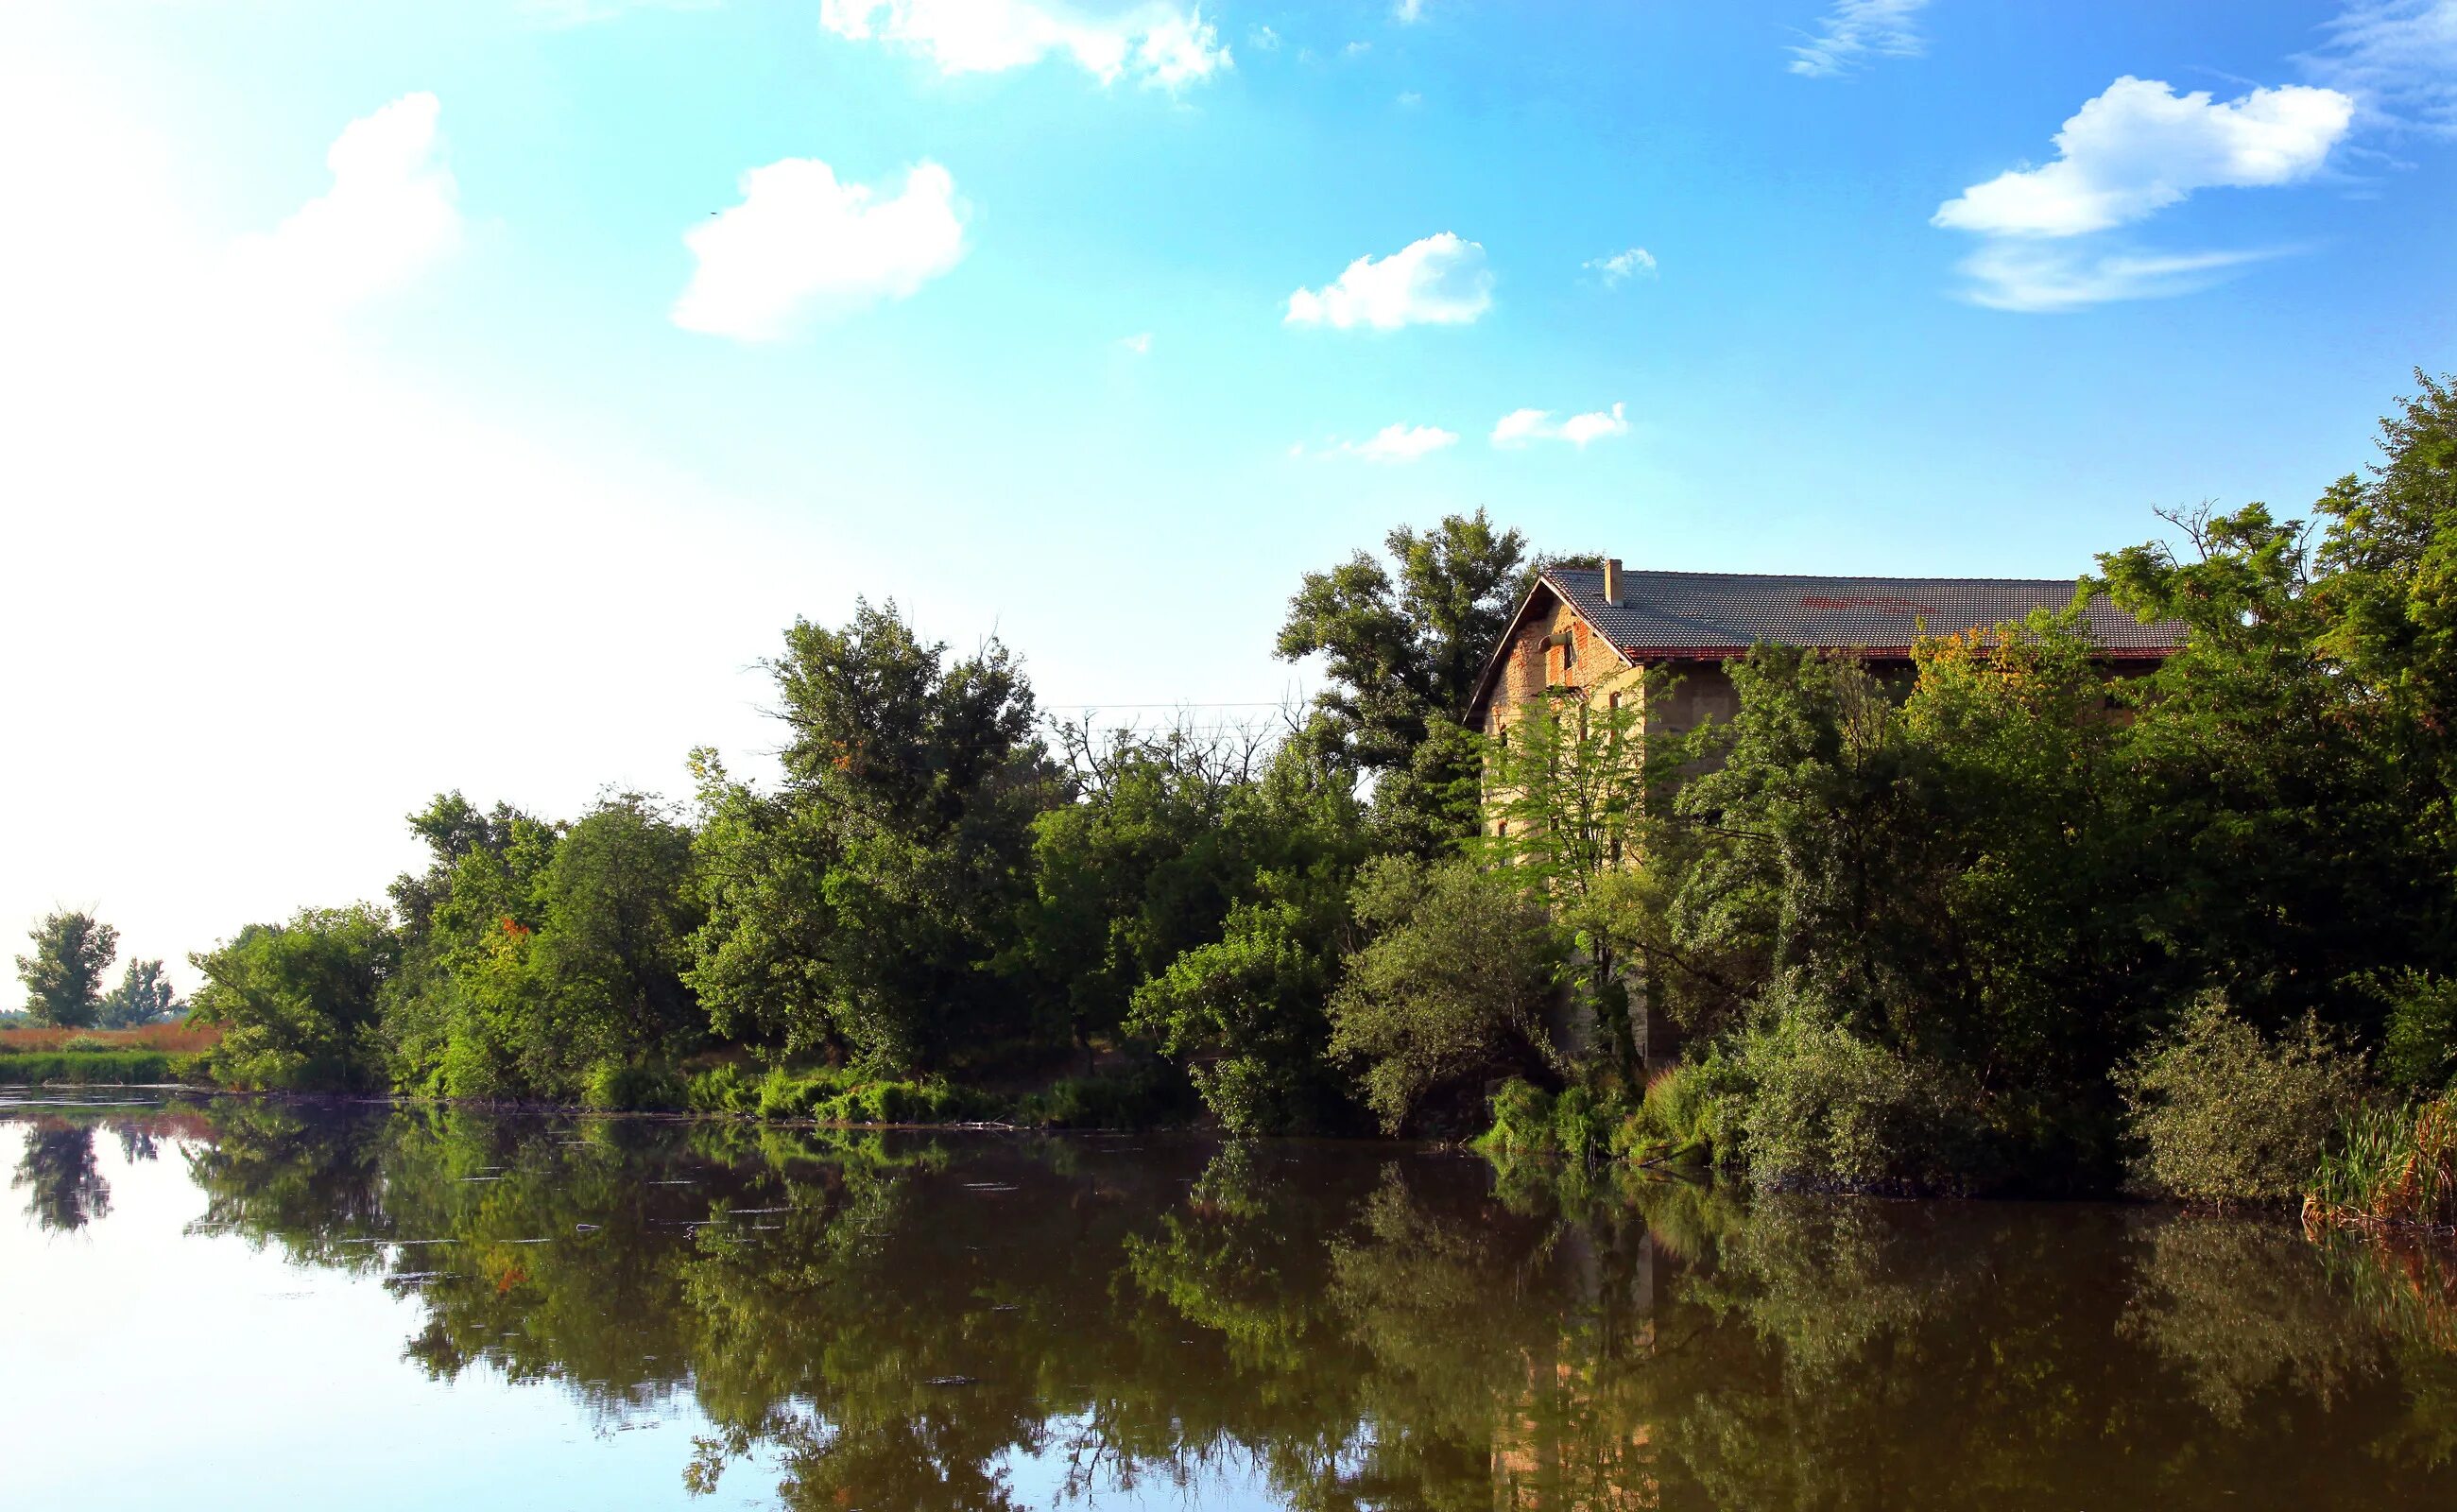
13, 1122, 112, 1232
34, 1102, 2457, 1509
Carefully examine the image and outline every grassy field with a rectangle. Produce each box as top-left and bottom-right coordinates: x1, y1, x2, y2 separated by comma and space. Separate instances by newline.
0, 1023, 218, 1055
0, 1024, 216, 1085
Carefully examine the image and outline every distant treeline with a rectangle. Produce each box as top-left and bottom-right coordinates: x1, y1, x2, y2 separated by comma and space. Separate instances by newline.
145, 371, 2457, 1211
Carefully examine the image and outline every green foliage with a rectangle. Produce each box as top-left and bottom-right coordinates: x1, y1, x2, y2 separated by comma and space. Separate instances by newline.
188, 903, 397, 1091
1125, 740, 1374, 1134
2117, 993, 2366, 1204
1721, 975, 1991, 1193
582, 1059, 686, 1112
1013, 1061, 1196, 1129
383, 791, 705, 1103
95, 957, 181, 1027
2375, 971, 2457, 1096
2308, 1092, 2457, 1231
15, 910, 118, 1028
741, 1063, 996, 1125
1326, 854, 1566, 1133
1276, 509, 1530, 849
689, 601, 1053, 1071
0, 1050, 186, 1084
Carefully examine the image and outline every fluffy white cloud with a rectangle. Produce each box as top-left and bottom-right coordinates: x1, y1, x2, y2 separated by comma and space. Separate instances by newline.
1933, 77, 2354, 238
819, 0, 1230, 89
1950, 243, 2281, 313
227, 94, 461, 316
1285, 232, 1492, 330
1490, 403, 1628, 449
1585, 246, 1657, 284
1344, 422, 1458, 462
1788, 0, 1928, 78
2303, 1, 2457, 133
672, 158, 967, 341
1394, 0, 1426, 21
1119, 331, 1152, 353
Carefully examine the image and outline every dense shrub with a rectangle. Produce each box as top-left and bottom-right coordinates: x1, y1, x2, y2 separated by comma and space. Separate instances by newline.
2118, 994, 2365, 1204
0, 1051, 188, 1085
1015, 1062, 1196, 1129
582, 1059, 686, 1112
1724, 977, 1989, 1193
2375, 971, 2457, 1097
1615, 1062, 1717, 1166
1327, 855, 1566, 1134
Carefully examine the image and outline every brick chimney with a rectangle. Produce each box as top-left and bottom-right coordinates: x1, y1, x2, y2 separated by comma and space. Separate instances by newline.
1602, 558, 1624, 605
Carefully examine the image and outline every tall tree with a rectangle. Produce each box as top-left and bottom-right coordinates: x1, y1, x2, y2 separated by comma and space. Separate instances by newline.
690, 601, 1056, 1070
14, 910, 118, 1028
1275, 509, 1531, 850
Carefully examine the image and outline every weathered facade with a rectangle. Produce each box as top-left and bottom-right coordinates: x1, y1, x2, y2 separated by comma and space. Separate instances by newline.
1465, 558, 2185, 742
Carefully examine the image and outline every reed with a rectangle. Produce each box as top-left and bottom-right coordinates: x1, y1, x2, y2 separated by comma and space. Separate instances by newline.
0, 1023, 219, 1056
2305, 1092, 2457, 1234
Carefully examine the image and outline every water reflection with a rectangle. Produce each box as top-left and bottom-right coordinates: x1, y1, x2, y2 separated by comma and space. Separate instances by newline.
14, 1122, 111, 1231
9, 1099, 2457, 1509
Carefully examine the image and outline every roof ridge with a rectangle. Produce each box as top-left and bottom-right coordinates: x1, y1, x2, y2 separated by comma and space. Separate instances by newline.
1550, 565, 2091, 587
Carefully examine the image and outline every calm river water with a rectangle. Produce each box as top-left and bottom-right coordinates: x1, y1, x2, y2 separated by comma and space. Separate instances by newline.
6, 1090, 2456, 1509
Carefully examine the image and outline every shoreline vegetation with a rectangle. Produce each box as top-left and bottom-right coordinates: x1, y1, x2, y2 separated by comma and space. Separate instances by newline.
15, 372, 2457, 1242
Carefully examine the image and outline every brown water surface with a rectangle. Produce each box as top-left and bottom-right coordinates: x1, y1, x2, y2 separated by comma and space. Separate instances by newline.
5, 1090, 2454, 1509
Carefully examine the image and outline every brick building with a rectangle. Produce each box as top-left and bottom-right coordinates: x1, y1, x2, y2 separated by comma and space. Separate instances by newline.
1464, 558, 2187, 741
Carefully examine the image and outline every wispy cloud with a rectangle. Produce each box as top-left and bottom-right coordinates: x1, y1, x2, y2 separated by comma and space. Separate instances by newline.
1393, 0, 1427, 22
1584, 247, 1658, 285
819, 0, 1230, 90
1951, 244, 2286, 313
1788, 0, 1929, 78
672, 158, 967, 341
1286, 232, 1492, 330
2300, 0, 2457, 134
1490, 404, 1628, 449
1297, 423, 1460, 463
1119, 331, 1152, 354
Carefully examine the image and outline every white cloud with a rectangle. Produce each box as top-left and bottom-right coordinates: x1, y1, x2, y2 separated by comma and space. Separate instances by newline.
1119, 331, 1152, 353
1788, 0, 1929, 78
227, 94, 461, 317
1343, 40, 1372, 58
2303, 1, 2457, 134
1340, 422, 1459, 462
1933, 77, 2354, 238
672, 158, 967, 341
1949, 243, 2284, 313
1285, 232, 1492, 330
1490, 403, 1628, 449
819, 0, 1230, 89
1394, 0, 1427, 21
1250, 25, 1280, 50
1585, 246, 1657, 284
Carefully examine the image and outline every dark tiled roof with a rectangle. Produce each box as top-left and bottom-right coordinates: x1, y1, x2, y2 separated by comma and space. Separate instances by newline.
1548, 567, 2186, 658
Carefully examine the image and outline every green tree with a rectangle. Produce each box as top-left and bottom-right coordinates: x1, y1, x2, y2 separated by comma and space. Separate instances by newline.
1125, 741, 1373, 1132
96, 957, 182, 1027
1327, 855, 1567, 1133
14, 910, 118, 1027
1276, 509, 1531, 850
189, 904, 398, 1091
1022, 720, 1266, 1064
689, 602, 1055, 1071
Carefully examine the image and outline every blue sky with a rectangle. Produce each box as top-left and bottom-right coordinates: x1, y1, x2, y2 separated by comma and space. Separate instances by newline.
4, 0, 2454, 979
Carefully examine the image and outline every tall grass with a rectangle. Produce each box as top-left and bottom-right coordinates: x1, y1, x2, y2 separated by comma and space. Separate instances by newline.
2305, 1092, 2457, 1233
0, 1051, 193, 1085
0, 1023, 219, 1055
